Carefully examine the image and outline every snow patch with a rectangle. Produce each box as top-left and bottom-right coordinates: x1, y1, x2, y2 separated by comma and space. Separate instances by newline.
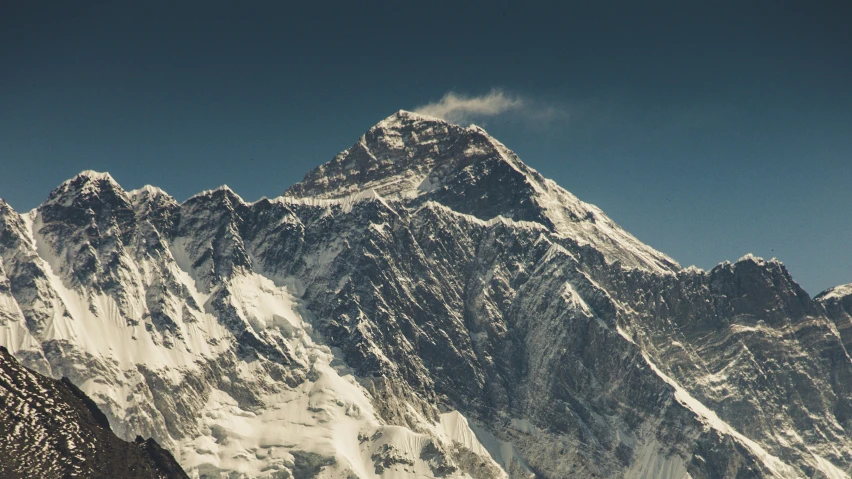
818, 284, 852, 302
634, 347, 800, 478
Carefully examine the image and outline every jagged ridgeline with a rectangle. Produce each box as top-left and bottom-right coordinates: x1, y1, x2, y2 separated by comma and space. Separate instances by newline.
1, 110, 851, 478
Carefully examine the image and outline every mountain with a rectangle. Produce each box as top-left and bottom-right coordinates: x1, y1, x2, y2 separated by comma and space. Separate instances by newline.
0, 110, 850, 478
0, 345, 188, 478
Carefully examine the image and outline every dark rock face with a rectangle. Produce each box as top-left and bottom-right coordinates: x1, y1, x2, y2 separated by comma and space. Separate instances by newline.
819, 284, 852, 353
0, 345, 188, 479
0, 111, 850, 478
247, 199, 783, 477
609, 259, 852, 475
275, 113, 852, 476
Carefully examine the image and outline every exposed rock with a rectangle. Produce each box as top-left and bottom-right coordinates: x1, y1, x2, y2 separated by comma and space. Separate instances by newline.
0, 345, 188, 478
0, 112, 850, 478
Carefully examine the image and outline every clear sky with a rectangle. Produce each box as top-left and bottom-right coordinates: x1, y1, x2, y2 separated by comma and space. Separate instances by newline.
1, 1, 850, 295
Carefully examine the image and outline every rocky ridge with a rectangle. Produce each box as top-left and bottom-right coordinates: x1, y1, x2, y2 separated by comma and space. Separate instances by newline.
0, 110, 850, 478
0, 345, 188, 478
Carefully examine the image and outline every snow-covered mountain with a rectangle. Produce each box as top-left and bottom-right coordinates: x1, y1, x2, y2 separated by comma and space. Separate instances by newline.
0, 345, 188, 478
1, 110, 851, 478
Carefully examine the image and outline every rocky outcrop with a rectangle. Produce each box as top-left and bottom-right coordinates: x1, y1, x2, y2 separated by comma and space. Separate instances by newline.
0, 345, 188, 478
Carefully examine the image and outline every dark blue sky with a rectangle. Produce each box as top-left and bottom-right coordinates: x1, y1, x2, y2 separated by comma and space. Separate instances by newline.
1, 1, 850, 294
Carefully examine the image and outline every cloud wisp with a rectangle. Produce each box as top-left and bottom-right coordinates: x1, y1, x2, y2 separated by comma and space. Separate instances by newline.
413, 89, 565, 126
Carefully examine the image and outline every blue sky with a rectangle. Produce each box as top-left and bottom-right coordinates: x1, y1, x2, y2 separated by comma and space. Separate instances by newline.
1, 1, 850, 294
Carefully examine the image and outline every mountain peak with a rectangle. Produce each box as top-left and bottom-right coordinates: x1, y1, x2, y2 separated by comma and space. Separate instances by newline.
76, 170, 116, 182
285, 109, 519, 201
185, 184, 245, 205
816, 283, 852, 301
736, 253, 765, 264
285, 111, 679, 273
128, 184, 170, 200
374, 109, 446, 129
285, 111, 474, 200
44, 170, 129, 209
58, 170, 121, 193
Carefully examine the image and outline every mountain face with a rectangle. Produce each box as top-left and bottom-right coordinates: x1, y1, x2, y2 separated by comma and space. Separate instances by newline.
0, 345, 188, 478
818, 285, 852, 353
0, 110, 850, 479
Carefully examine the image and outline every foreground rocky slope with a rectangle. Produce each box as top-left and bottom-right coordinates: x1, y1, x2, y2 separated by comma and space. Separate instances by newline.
0, 110, 850, 478
0, 345, 188, 478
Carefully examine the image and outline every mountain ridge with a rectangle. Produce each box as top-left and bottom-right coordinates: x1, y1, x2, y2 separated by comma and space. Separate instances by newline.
0, 112, 850, 478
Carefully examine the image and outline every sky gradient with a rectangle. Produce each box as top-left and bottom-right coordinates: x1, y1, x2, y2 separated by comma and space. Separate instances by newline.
1, 1, 851, 294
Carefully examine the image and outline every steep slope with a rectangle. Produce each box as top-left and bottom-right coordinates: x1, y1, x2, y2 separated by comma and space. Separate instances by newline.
285, 111, 678, 274
0, 345, 188, 478
0, 111, 851, 478
613, 257, 852, 478
818, 284, 852, 352
0, 183, 506, 479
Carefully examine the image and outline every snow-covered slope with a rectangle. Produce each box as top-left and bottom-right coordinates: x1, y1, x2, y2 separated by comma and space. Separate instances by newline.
0, 180, 506, 478
1, 111, 851, 478
0, 345, 188, 478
